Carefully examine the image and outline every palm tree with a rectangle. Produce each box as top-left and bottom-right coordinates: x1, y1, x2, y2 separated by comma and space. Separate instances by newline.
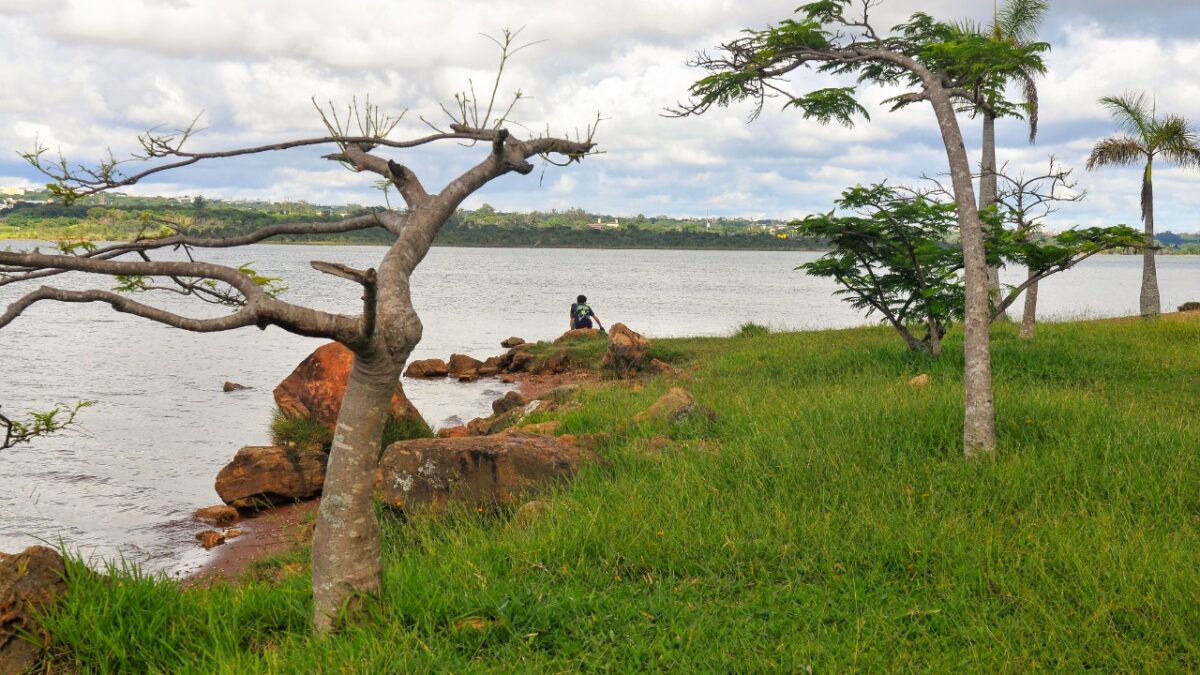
1086, 91, 1200, 317
974, 0, 1049, 309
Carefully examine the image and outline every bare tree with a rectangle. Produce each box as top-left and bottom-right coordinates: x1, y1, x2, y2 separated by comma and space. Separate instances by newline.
671, 0, 1045, 457
0, 31, 596, 632
991, 159, 1087, 337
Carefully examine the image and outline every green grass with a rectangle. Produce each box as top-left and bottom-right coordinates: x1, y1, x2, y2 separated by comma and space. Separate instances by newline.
36, 316, 1200, 672
270, 407, 432, 452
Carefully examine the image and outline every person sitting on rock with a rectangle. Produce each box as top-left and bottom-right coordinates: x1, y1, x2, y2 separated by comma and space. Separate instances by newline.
570, 295, 604, 331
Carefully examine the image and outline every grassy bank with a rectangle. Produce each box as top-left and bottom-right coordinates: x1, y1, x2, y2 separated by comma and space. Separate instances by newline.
39, 316, 1200, 671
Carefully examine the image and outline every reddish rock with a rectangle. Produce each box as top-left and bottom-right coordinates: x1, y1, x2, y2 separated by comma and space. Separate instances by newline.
602, 323, 651, 378
499, 374, 517, 384
1, 546, 67, 674
223, 381, 249, 392
193, 505, 239, 527
404, 358, 449, 378
275, 342, 426, 431
225, 529, 244, 539
648, 358, 677, 375
466, 408, 524, 436
447, 353, 484, 378
215, 446, 328, 511
556, 328, 601, 342
492, 390, 530, 415
196, 530, 226, 550
377, 433, 593, 509
632, 387, 696, 425
437, 425, 471, 439
501, 337, 526, 348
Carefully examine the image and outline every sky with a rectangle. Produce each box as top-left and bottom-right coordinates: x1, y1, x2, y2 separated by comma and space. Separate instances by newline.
2, 0, 1199, 231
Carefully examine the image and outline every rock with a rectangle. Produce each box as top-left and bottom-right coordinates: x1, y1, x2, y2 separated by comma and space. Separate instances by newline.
196, 530, 226, 550
909, 373, 931, 389
377, 434, 593, 509
499, 374, 517, 384
507, 350, 536, 373
541, 347, 570, 374
225, 529, 244, 539
632, 387, 696, 425
501, 337, 526, 348
508, 500, 550, 529
578, 432, 610, 453
405, 358, 449, 378
223, 381, 249, 392
215, 446, 328, 511
466, 408, 524, 436
477, 364, 500, 377
275, 342, 426, 432
437, 425, 471, 439
492, 390, 530, 415
517, 420, 561, 435
648, 358, 676, 375
193, 505, 239, 527
556, 328, 601, 342
456, 373, 479, 383
602, 323, 651, 377
447, 353, 484, 378
538, 384, 580, 403
0, 546, 67, 675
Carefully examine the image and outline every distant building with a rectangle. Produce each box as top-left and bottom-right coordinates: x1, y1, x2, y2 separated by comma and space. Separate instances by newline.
587, 218, 621, 230
0, 186, 27, 196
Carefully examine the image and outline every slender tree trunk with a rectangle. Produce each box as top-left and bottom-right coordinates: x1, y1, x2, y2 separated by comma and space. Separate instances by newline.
927, 86, 997, 457
979, 111, 1007, 319
1020, 270, 1038, 339
311, 345, 403, 632
1140, 164, 1161, 317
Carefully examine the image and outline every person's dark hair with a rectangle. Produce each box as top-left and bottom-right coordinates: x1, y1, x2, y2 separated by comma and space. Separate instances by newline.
577, 294, 587, 303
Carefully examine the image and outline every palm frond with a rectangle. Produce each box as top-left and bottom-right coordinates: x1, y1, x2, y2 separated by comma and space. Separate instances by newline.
1100, 91, 1152, 139
1086, 136, 1146, 171
998, 0, 1049, 43
1152, 114, 1200, 168
1017, 71, 1039, 143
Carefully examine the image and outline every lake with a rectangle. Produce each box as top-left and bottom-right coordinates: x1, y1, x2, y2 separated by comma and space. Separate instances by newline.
1, 244, 1197, 574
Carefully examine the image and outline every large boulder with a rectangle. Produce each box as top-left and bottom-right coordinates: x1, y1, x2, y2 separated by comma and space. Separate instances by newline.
601, 323, 650, 377
404, 358, 449, 378
501, 336, 526, 348
377, 433, 592, 509
215, 446, 327, 510
447, 353, 484, 378
1, 546, 67, 674
492, 390, 530, 415
275, 342, 426, 431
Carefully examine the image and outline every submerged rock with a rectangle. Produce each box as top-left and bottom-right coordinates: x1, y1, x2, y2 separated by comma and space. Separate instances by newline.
377, 433, 593, 509
215, 446, 327, 511
405, 358, 449, 378
492, 390, 530, 415
501, 336, 526, 348
1, 546, 67, 675
195, 530, 226, 550
447, 353, 484, 379
222, 381, 249, 392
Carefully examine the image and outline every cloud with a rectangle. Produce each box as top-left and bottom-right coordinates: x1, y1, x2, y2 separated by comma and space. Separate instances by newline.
2, 0, 1199, 231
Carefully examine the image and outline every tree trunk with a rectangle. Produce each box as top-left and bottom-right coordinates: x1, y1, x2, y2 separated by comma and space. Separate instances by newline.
927, 86, 997, 457
1019, 270, 1038, 339
310, 346, 403, 633
979, 111, 1006, 319
1140, 164, 1161, 317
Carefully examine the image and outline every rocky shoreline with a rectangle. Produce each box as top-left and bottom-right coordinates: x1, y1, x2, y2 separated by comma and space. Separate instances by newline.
182, 322, 690, 585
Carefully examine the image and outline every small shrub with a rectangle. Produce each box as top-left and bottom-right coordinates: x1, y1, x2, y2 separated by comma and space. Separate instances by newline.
269, 408, 331, 450
734, 322, 770, 338
1178, 301, 1200, 312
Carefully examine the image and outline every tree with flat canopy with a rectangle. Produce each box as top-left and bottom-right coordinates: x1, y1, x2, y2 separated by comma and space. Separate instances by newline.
671, 0, 1046, 457
0, 32, 596, 632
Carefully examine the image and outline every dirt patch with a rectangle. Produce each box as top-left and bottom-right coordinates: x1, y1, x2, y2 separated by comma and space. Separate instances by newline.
514, 370, 595, 400
184, 500, 318, 588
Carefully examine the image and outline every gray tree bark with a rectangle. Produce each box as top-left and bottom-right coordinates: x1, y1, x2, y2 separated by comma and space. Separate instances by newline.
1140, 163, 1161, 317
926, 82, 997, 457
979, 111, 1006, 319
1019, 271, 1038, 339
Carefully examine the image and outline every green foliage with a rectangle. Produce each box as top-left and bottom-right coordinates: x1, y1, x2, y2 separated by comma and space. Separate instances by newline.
113, 274, 150, 294
269, 409, 332, 451
734, 322, 770, 338
785, 87, 869, 127
795, 183, 1143, 352
34, 317, 1200, 670
1179, 302, 1200, 312
382, 414, 433, 448
237, 263, 288, 297
0, 400, 95, 450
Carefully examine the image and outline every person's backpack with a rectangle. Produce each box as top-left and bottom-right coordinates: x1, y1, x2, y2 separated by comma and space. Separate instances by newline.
574, 303, 592, 323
